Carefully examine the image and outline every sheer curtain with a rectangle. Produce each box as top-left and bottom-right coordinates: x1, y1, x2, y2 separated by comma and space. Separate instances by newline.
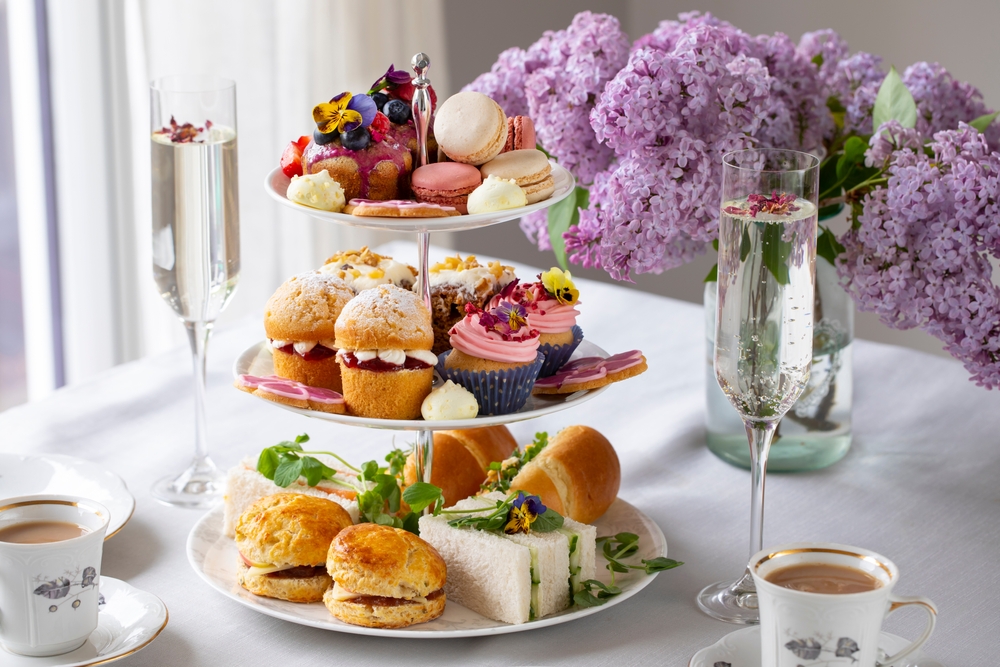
40, 0, 451, 389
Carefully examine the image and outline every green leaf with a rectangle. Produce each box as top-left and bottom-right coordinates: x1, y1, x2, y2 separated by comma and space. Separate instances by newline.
573, 590, 606, 607
761, 222, 791, 285
811, 53, 823, 67
531, 508, 564, 533
299, 456, 326, 487
816, 226, 846, 266
402, 482, 445, 514
872, 66, 916, 131
401, 511, 421, 535
841, 164, 880, 192
360, 460, 379, 482
969, 111, 1000, 133
703, 263, 718, 283
836, 135, 869, 181
614, 532, 639, 545
294, 434, 310, 444
384, 448, 408, 477
547, 186, 587, 270
642, 557, 684, 574
273, 458, 304, 487
257, 448, 280, 480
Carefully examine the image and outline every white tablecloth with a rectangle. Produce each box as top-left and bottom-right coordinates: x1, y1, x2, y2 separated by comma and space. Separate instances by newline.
1, 241, 995, 666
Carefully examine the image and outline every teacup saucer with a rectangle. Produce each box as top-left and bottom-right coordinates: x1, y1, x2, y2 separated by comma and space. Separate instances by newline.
690, 626, 943, 667
0, 577, 167, 666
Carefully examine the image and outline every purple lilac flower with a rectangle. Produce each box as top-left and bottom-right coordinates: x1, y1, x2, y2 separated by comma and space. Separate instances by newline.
837, 122, 1000, 388
520, 210, 551, 251
903, 62, 1000, 151
631, 11, 738, 53
797, 29, 849, 84
754, 32, 831, 150
524, 12, 630, 185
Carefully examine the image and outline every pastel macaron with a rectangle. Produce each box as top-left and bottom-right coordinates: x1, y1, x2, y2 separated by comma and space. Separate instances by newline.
502, 116, 536, 153
479, 149, 555, 204
411, 162, 482, 214
433, 92, 508, 166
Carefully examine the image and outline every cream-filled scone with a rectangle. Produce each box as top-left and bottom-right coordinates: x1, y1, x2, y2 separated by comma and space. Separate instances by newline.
428, 255, 516, 355
264, 272, 354, 392
235, 493, 354, 603
334, 284, 436, 419
323, 523, 447, 628
319, 246, 417, 293
439, 299, 543, 415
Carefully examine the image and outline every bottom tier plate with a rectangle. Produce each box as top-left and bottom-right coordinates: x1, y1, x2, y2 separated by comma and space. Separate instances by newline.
187, 499, 666, 638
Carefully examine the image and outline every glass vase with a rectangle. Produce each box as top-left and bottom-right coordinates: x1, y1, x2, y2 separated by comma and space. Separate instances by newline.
704, 256, 853, 472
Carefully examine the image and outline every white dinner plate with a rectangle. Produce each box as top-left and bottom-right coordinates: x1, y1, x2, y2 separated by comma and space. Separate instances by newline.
689, 625, 941, 667
187, 498, 667, 638
264, 161, 576, 233
233, 339, 613, 431
0, 577, 168, 667
0, 454, 136, 540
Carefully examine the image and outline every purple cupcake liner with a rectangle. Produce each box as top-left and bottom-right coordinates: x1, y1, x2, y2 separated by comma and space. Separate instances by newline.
537, 325, 585, 378
436, 351, 545, 416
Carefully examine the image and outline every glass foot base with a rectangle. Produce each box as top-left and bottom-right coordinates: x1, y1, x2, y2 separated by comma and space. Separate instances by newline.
151, 458, 225, 509
697, 579, 760, 625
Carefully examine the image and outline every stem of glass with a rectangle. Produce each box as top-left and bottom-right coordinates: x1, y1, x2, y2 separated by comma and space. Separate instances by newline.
185, 320, 214, 468
746, 418, 776, 560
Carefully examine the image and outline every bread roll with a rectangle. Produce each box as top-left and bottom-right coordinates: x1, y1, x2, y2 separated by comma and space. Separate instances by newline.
403, 426, 518, 507
509, 425, 620, 524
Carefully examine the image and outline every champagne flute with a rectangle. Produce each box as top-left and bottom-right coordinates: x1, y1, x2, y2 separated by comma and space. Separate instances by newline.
697, 148, 819, 623
150, 76, 240, 508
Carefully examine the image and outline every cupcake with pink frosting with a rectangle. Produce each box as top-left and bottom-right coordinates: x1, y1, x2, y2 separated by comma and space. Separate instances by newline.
502, 268, 584, 378
437, 300, 544, 415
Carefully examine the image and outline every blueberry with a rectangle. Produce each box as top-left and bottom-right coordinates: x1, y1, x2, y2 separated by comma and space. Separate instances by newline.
340, 127, 371, 151
384, 99, 411, 124
313, 128, 337, 146
371, 92, 389, 111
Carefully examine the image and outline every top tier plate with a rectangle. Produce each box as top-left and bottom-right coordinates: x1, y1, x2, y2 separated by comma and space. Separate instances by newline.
264, 161, 575, 233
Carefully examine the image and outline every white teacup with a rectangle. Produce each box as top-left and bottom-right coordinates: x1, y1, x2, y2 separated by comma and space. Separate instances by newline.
750, 542, 936, 667
0, 494, 109, 657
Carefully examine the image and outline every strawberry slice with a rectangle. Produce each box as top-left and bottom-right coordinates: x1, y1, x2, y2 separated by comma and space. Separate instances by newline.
279, 135, 311, 178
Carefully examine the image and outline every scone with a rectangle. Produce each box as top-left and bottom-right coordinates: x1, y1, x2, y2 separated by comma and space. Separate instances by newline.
235, 493, 354, 603
334, 284, 437, 419
319, 246, 417, 293
428, 255, 516, 355
323, 523, 446, 628
264, 272, 354, 392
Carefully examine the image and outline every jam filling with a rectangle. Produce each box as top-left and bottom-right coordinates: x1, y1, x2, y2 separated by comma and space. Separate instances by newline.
266, 565, 328, 579
274, 343, 337, 361
345, 588, 444, 607
339, 352, 432, 373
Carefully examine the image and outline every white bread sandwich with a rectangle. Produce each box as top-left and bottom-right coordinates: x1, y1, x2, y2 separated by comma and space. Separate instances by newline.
223, 455, 360, 537
235, 493, 353, 602
418, 491, 595, 624
323, 523, 447, 628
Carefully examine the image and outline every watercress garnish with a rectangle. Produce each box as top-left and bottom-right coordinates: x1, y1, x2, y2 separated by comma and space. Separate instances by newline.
573, 533, 684, 607
255, 435, 445, 535
481, 432, 549, 494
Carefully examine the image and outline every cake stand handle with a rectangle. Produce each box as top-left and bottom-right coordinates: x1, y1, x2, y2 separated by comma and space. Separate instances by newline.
411, 53, 436, 498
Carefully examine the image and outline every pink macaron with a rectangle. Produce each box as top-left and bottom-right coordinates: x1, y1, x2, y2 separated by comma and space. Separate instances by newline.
503, 116, 536, 153
411, 162, 482, 214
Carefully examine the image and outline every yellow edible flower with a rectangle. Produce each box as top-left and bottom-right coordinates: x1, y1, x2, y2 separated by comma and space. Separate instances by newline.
540, 267, 579, 306
313, 92, 363, 134
503, 504, 536, 534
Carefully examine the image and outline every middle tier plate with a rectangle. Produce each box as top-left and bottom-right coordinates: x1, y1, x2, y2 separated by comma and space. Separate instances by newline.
233, 339, 611, 431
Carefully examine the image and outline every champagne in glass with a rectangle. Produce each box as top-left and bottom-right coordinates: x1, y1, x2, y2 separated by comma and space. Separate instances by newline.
150, 76, 239, 509
697, 149, 819, 623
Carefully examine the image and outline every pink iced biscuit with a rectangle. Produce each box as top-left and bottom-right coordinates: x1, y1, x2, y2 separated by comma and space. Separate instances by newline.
348, 199, 456, 211
235, 373, 346, 411
533, 350, 647, 393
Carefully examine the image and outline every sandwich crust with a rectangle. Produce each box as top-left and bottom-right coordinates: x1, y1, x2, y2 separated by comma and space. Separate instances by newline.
334, 284, 433, 351
327, 524, 446, 599
235, 493, 354, 568
237, 560, 331, 603
323, 588, 446, 628
264, 272, 354, 342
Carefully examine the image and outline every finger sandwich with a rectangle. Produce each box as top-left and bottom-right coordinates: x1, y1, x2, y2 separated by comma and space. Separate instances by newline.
417, 492, 595, 624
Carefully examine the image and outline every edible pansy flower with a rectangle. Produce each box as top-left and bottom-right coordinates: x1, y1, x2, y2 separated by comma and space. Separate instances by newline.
503, 492, 547, 535
494, 301, 528, 333
313, 92, 377, 134
540, 267, 579, 305
370, 64, 412, 93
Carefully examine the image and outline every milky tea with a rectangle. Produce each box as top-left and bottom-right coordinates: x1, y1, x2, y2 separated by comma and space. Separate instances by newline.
764, 562, 882, 595
0, 521, 89, 544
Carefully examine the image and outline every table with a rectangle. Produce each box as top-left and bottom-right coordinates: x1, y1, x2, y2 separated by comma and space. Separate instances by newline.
1, 241, 994, 666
